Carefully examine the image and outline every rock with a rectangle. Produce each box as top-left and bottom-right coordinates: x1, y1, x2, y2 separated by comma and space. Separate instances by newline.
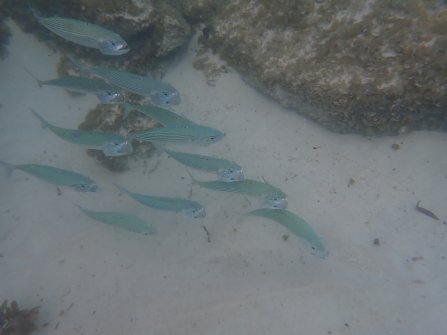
200, 0, 447, 134
0, 0, 11, 59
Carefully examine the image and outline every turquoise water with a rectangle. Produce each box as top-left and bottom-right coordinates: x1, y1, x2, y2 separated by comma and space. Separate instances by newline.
1, 20, 447, 335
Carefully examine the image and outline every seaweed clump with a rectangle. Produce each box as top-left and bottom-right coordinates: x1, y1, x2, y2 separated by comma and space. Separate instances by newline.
0, 300, 39, 335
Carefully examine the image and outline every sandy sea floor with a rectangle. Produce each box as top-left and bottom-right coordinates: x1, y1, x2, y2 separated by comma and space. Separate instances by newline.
1, 21, 447, 335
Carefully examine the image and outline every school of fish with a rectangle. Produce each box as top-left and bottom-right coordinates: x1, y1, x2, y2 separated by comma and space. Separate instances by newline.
1, 13, 328, 257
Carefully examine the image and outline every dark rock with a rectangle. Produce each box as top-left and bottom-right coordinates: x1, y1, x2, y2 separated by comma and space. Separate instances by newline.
199, 0, 447, 135
0, 0, 11, 59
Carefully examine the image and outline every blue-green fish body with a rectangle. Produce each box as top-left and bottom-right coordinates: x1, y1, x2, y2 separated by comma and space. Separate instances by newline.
246, 208, 328, 257
0, 161, 99, 192
70, 58, 180, 105
165, 149, 244, 182
188, 170, 287, 208
34, 74, 124, 104
123, 103, 195, 127
131, 125, 224, 146
30, 109, 127, 155
37, 16, 129, 55
114, 184, 206, 218
78, 206, 157, 235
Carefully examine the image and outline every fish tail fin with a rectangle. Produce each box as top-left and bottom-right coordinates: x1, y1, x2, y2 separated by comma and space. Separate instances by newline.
68, 57, 90, 76
184, 167, 198, 196
113, 183, 128, 196
184, 167, 197, 184
29, 108, 48, 129
0, 161, 14, 178
125, 130, 135, 142
24, 68, 44, 87
121, 103, 133, 119
27, 5, 42, 21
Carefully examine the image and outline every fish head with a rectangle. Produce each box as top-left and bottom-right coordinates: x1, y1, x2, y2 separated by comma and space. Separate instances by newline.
263, 195, 288, 209
101, 141, 133, 157
197, 128, 225, 146
98, 39, 130, 55
73, 183, 100, 193
96, 89, 125, 104
217, 168, 245, 182
150, 88, 181, 106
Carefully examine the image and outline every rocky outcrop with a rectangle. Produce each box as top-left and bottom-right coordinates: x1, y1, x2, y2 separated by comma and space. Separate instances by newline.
201, 0, 447, 134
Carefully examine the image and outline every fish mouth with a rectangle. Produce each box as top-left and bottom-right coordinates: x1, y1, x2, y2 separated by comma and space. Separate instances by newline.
118, 43, 129, 51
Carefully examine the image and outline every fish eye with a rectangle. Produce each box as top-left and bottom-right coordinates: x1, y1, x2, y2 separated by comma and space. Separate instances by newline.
110, 41, 116, 46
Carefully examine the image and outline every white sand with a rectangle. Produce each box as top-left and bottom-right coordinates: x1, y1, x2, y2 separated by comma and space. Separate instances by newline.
1, 21, 446, 335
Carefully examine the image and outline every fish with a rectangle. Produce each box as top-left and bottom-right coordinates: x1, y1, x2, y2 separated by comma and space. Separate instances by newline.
186, 170, 287, 208
36, 15, 129, 55
77, 206, 157, 235
70, 58, 180, 106
245, 208, 328, 257
130, 125, 224, 145
0, 161, 99, 192
165, 149, 244, 182
122, 103, 195, 127
114, 183, 206, 218
26, 69, 124, 104
101, 140, 133, 157
30, 109, 128, 156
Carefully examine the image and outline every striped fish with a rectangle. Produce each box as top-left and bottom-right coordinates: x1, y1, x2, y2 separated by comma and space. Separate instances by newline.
165, 149, 244, 182
122, 103, 195, 127
187, 170, 287, 209
26, 70, 124, 104
70, 58, 180, 106
245, 208, 328, 257
0, 161, 99, 192
30, 109, 129, 156
130, 125, 224, 145
78, 206, 157, 235
114, 183, 206, 218
37, 16, 129, 55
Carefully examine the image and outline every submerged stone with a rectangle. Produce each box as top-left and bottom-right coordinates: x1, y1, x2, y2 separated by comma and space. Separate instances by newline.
198, 0, 447, 135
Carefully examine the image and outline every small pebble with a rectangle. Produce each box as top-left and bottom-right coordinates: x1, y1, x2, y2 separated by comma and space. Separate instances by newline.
373, 238, 380, 246
391, 143, 400, 150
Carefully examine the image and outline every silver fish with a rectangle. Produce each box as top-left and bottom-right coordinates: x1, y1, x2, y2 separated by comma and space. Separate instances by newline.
187, 170, 287, 209
165, 149, 244, 182
122, 103, 195, 127
0, 161, 99, 192
30, 109, 126, 155
70, 58, 180, 106
37, 16, 129, 55
101, 140, 133, 157
77, 206, 157, 235
245, 208, 328, 257
114, 183, 206, 218
130, 125, 224, 146
26, 69, 124, 104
